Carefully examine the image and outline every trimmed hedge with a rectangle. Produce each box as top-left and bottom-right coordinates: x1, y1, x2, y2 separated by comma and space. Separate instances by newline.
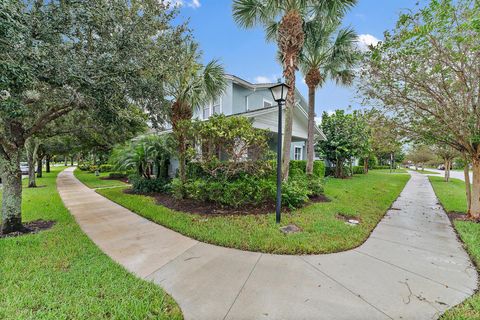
109, 172, 128, 179
352, 166, 365, 174
289, 160, 326, 179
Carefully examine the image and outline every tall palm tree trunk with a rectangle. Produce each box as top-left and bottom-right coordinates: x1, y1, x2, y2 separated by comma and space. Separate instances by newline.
305, 70, 320, 175
278, 10, 304, 181
172, 101, 193, 188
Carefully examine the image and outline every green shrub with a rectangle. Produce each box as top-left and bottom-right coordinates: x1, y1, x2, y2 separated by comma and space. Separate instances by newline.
325, 166, 352, 177
109, 172, 127, 179
129, 175, 170, 194
281, 177, 310, 209
171, 173, 317, 209
88, 165, 98, 173
313, 161, 326, 178
307, 176, 324, 196
99, 164, 114, 172
289, 160, 326, 179
352, 166, 365, 174
78, 164, 90, 171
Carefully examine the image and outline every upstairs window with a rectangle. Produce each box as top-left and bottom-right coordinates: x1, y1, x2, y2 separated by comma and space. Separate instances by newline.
213, 98, 221, 115
203, 105, 210, 119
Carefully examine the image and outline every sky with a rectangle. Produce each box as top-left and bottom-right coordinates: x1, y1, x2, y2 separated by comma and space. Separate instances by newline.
174, 0, 421, 117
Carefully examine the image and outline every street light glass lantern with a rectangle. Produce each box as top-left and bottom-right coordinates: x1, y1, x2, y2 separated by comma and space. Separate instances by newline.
269, 83, 290, 103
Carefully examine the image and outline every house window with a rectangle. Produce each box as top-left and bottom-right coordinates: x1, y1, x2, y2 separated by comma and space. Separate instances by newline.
294, 147, 303, 160
203, 97, 221, 119
213, 97, 221, 115
263, 99, 273, 108
203, 105, 210, 119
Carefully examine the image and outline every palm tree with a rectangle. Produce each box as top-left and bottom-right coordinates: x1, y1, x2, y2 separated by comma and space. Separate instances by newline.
233, 0, 357, 180
111, 135, 172, 179
299, 22, 359, 175
165, 42, 226, 185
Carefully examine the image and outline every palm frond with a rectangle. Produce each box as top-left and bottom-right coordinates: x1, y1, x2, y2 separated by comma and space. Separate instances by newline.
233, 0, 272, 28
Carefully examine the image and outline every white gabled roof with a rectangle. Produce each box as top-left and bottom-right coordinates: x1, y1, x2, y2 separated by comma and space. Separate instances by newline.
238, 105, 326, 141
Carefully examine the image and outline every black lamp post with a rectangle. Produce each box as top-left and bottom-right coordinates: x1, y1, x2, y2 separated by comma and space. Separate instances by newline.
269, 83, 290, 224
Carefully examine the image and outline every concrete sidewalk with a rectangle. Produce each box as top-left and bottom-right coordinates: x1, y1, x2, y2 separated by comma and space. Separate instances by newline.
58, 168, 477, 320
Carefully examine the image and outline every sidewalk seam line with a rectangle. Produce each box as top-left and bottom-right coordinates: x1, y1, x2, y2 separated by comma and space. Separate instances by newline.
299, 256, 394, 320
222, 253, 263, 320
354, 250, 472, 295
143, 242, 201, 280
370, 236, 464, 258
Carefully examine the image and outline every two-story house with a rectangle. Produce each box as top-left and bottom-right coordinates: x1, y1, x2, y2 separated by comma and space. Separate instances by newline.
166, 74, 326, 176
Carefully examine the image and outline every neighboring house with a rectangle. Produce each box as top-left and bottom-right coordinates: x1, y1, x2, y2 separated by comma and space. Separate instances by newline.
163, 74, 326, 177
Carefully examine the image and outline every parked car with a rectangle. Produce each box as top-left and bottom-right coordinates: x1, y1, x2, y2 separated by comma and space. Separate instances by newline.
20, 163, 29, 175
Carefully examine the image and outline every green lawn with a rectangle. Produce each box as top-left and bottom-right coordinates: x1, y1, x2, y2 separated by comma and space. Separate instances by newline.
0, 168, 182, 320
429, 176, 480, 319
429, 176, 468, 213
90, 171, 410, 254
74, 169, 127, 189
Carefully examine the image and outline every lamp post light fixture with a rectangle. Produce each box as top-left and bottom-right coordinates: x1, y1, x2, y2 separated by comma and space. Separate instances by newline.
269, 83, 290, 224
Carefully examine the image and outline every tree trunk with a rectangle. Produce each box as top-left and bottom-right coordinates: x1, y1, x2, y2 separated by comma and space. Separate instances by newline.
306, 84, 316, 176
25, 138, 39, 188
278, 10, 304, 182
46, 155, 51, 173
37, 156, 43, 178
70, 156, 74, 166
0, 149, 23, 234
363, 158, 369, 174
281, 74, 295, 181
443, 160, 449, 182
390, 152, 394, 173
470, 158, 479, 220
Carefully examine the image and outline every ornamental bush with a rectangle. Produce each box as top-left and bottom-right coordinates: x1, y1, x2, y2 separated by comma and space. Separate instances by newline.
129, 175, 170, 194
99, 164, 113, 172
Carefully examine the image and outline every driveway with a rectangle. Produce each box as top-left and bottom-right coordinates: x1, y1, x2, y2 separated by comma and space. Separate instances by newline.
57, 168, 477, 320
421, 168, 472, 182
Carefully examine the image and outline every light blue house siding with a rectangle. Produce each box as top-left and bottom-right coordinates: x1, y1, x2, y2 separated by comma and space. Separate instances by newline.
168, 74, 325, 177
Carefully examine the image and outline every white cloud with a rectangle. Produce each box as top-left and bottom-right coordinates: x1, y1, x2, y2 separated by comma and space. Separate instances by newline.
164, 0, 200, 9
188, 0, 201, 8
254, 76, 273, 83
357, 34, 381, 52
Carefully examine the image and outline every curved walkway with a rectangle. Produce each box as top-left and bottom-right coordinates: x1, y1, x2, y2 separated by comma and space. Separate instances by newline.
57, 168, 477, 320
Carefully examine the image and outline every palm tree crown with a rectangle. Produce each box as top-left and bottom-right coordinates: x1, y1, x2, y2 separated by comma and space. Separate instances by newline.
233, 0, 357, 180
300, 22, 359, 89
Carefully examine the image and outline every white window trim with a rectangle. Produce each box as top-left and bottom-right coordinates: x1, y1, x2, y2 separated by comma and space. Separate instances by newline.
294, 146, 303, 160
263, 98, 273, 108
212, 96, 222, 115
204, 97, 222, 119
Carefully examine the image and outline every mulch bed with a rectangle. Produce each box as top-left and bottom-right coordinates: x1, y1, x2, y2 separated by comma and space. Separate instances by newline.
100, 176, 129, 184
0, 220, 56, 239
125, 189, 330, 216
